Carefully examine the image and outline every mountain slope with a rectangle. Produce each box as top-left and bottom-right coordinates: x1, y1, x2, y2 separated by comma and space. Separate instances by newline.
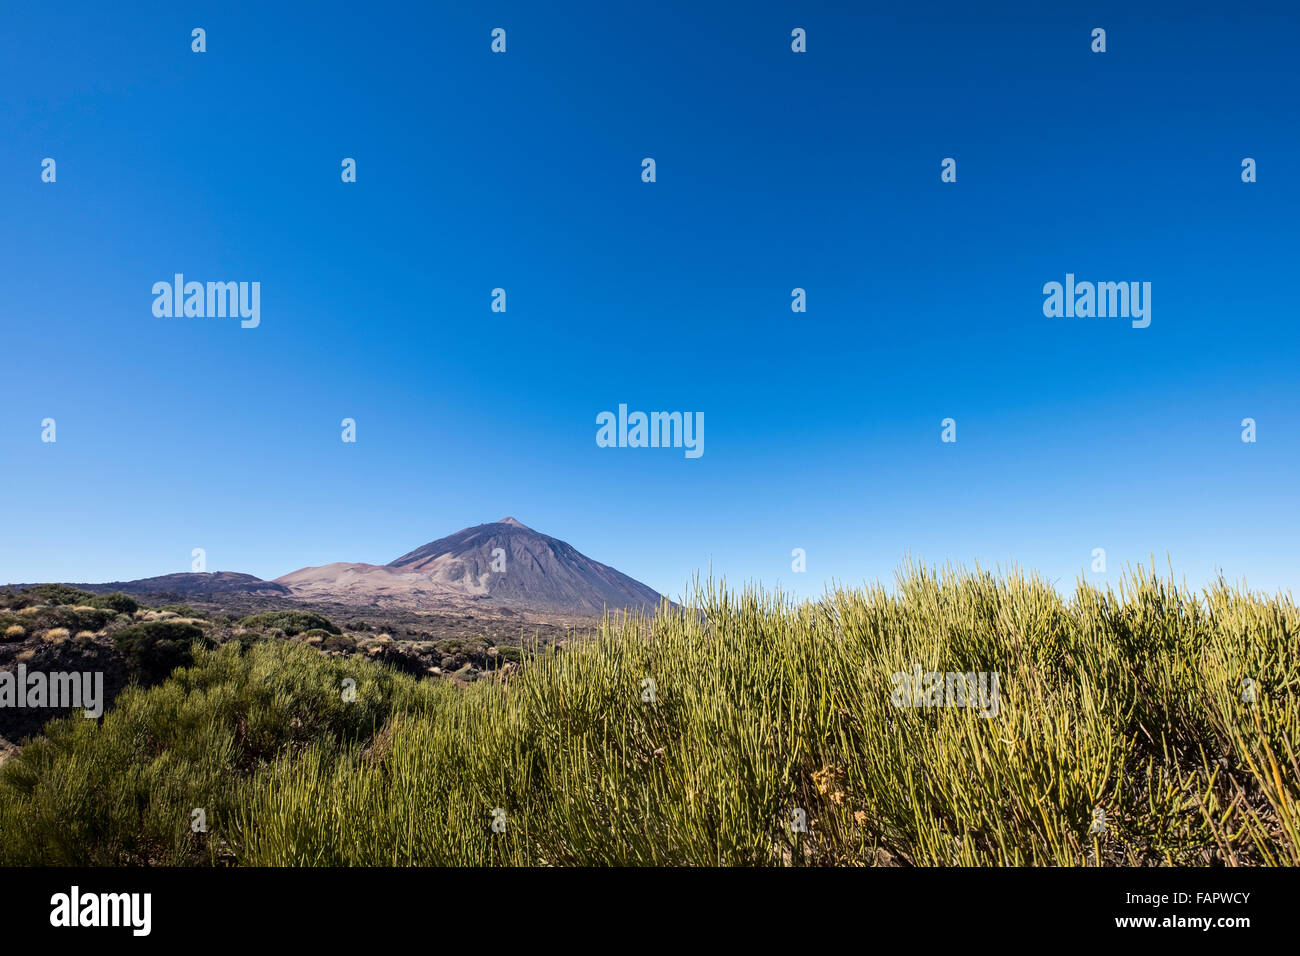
275, 518, 663, 616
70, 572, 292, 600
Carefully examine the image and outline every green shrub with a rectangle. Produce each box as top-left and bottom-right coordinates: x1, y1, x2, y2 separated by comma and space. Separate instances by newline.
158, 604, 203, 618
227, 630, 266, 652
89, 592, 140, 615
238, 611, 341, 636
113, 620, 214, 686
26, 584, 97, 607
0, 640, 444, 865
67, 606, 117, 630
322, 633, 357, 653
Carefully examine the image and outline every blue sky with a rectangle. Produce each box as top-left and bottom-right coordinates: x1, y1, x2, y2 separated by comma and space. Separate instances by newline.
1, 1, 1297, 600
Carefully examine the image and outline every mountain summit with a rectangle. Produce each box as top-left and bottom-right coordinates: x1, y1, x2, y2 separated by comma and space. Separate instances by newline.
274, 519, 663, 617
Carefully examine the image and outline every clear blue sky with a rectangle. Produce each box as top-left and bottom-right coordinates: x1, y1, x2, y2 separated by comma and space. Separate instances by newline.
2, 1, 1297, 600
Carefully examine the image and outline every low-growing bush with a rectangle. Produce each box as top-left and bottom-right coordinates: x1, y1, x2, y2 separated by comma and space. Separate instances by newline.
112, 620, 214, 687
24, 584, 96, 607
158, 604, 204, 618
88, 591, 139, 615
321, 633, 357, 653
238, 611, 341, 636
227, 630, 267, 652
0, 640, 446, 865
67, 606, 117, 630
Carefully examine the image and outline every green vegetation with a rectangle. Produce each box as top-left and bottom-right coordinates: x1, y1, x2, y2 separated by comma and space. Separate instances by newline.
22, 584, 97, 607
112, 620, 214, 686
237, 610, 342, 636
0, 586, 137, 634
433, 635, 494, 670
0, 639, 435, 865
321, 633, 357, 653
1, 584, 133, 613
89, 592, 140, 615
1, 564, 1296, 866
158, 604, 205, 618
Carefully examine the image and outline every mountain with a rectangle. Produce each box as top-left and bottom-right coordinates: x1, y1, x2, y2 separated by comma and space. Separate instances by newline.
9, 520, 664, 621
68, 572, 292, 601
274, 518, 663, 616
